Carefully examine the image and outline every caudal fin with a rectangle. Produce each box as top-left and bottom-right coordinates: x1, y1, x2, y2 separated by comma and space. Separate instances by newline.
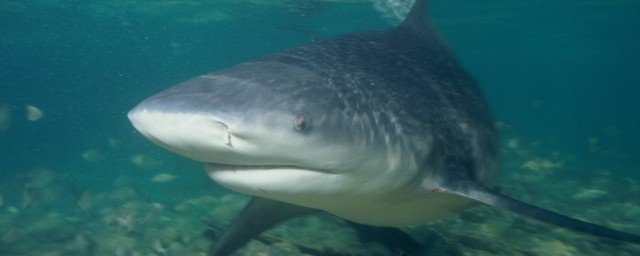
444, 180, 640, 244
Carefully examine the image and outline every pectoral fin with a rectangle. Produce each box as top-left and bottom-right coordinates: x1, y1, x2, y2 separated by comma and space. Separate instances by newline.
210, 197, 317, 256
444, 180, 640, 244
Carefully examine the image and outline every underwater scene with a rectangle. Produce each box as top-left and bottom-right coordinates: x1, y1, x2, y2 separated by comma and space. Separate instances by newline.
1, 0, 639, 255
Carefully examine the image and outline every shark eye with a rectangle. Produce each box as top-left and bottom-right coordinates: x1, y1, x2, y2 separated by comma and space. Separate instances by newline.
294, 114, 311, 131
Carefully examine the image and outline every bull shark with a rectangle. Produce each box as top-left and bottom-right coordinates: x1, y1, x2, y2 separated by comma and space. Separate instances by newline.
128, 0, 640, 255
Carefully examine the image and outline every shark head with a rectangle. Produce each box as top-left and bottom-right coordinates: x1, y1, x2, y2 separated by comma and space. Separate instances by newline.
128, 60, 433, 225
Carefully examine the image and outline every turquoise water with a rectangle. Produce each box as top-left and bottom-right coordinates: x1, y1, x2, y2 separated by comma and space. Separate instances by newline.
1, 0, 639, 255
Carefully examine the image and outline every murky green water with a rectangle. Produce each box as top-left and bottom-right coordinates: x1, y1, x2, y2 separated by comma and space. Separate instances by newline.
1, 1, 638, 255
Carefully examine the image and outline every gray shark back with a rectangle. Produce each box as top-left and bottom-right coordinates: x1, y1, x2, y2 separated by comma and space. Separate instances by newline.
217, 4, 501, 189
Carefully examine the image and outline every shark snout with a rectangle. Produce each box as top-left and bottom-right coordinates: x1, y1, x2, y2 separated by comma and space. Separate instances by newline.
128, 106, 236, 160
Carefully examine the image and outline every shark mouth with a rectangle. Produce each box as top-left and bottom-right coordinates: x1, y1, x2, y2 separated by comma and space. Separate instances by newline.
203, 162, 338, 197
204, 162, 336, 174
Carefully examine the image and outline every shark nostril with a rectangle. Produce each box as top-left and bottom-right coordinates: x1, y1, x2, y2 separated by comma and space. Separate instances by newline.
214, 121, 233, 148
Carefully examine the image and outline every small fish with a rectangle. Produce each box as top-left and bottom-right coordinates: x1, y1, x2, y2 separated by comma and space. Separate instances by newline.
522, 158, 564, 172
116, 211, 137, 232
25, 104, 43, 121
81, 149, 106, 163
130, 154, 163, 169
77, 190, 93, 210
154, 239, 168, 255
24, 168, 56, 189
150, 173, 177, 183
494, 121, 514, 131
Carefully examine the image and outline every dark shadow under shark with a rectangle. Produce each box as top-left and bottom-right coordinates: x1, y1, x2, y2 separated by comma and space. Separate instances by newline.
127, 0, 640, 255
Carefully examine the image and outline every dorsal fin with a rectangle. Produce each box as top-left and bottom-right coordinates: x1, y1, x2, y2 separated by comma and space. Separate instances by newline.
399, 0, 429, 31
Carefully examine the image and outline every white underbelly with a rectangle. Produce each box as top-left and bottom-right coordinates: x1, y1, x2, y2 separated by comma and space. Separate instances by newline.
306, 192, 477, 227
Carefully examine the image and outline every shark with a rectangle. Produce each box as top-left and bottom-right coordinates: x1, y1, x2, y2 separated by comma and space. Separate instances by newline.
128, 0, 640, 255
